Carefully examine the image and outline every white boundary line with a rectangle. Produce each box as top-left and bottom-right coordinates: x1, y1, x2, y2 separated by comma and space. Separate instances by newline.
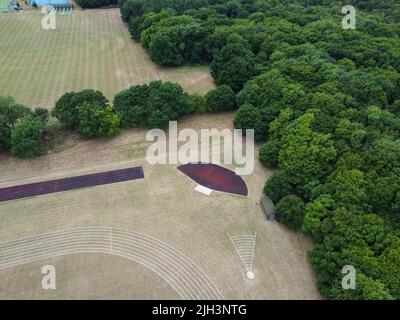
228, 232, 256, 275
0, 227, 224, 300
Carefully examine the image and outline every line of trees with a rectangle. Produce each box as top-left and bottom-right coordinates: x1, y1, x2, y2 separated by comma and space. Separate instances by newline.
119, 0, 400, 299
75, 0, 118, 9
0, 81, 236, 159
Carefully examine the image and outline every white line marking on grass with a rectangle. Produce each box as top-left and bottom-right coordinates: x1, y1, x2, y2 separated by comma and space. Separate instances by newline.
228, 233, 257, 280
0, 227, 224, 300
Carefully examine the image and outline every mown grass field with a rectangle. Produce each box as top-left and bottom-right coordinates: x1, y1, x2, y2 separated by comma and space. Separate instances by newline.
0, 9, 214, 109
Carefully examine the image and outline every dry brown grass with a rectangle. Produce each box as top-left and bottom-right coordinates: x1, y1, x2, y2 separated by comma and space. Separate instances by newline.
0, 113, 321, 299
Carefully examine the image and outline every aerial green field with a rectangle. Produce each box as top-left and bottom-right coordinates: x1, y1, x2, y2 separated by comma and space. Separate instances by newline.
0, 9, 214, 109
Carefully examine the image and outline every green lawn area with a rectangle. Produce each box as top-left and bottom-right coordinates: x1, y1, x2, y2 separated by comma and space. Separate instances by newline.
0, 9, 214, 109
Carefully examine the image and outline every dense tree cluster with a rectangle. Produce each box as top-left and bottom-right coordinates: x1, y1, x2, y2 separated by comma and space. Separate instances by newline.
113, 80, 190, 129
205, 85, 235, 112
51, 89, 122, 137
0, 96, 48, 158
75, 0, 117, 9
275, 195, 305, 230
11, 117, 45, 158
120, 0, 400, 299
52, 89, 109, 129
78, 103, 121, 138
0, 81, 195, 158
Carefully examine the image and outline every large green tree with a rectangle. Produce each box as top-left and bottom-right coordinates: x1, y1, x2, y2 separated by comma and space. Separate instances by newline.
78, 103, 121, 138
11, 117, 45, 158
263, 170, 293, 204
276, 195, 306, 230
205, 85, 235, 112
210, 34, 256, 91
279, 112, 337, 185
113, 84, 149, 127
0, 96, 31, 150
52, 90, 108, 129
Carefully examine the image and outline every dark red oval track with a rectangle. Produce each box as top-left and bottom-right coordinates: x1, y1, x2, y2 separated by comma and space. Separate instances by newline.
178, 163, 248, 196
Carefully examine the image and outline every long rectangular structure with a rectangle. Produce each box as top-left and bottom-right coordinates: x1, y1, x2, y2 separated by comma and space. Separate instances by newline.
29, 0, 69, 6
0, 166, 144, 202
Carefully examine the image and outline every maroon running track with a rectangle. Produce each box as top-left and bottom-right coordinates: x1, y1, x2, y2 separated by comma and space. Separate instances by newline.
178, 163, 248, 196
0, 167, 144, 202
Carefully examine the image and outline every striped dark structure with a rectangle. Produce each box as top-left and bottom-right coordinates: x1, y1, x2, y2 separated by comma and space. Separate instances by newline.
178, 163, 248, 196
0, 167, 144, 202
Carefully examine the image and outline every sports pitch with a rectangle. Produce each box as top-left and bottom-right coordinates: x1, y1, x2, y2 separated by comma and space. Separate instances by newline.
0, 8, 320, 300
0, 9, 214, 109
0, 113, 321, 299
